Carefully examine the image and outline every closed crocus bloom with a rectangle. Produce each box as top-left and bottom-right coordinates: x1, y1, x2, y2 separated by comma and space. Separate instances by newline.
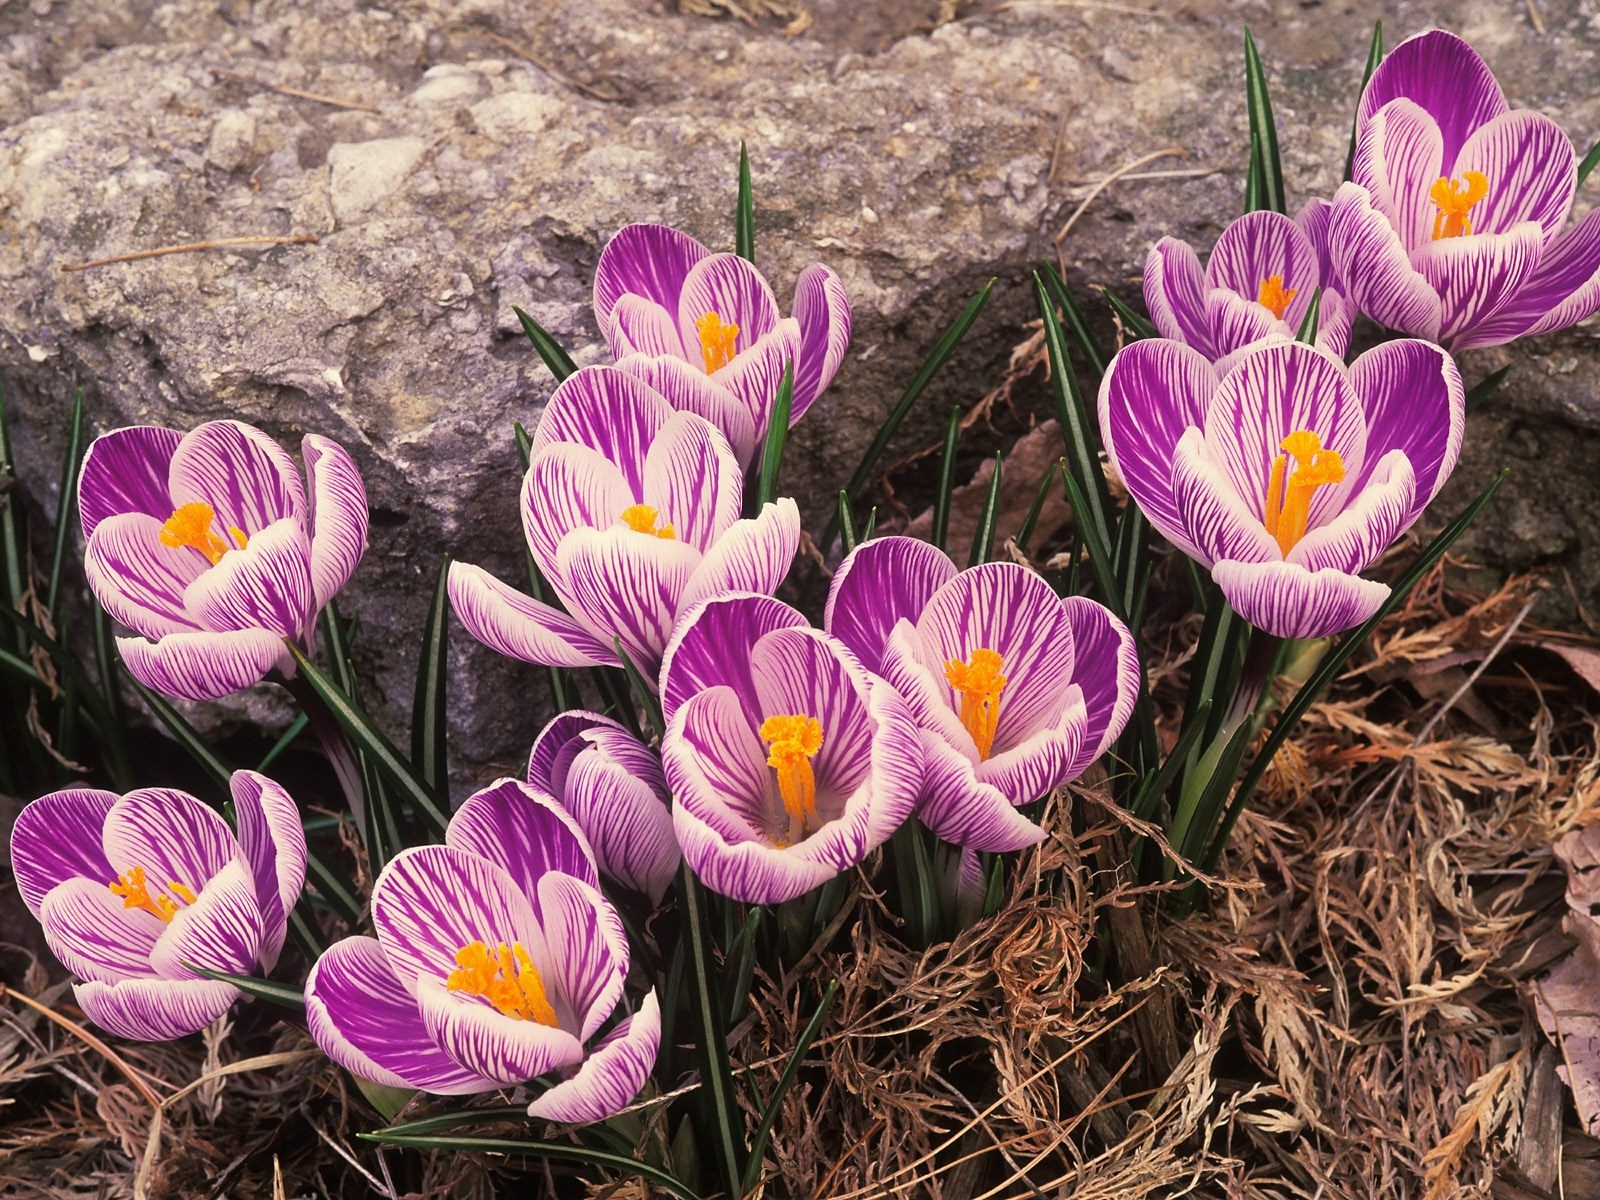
305, 779, 658, 1123
1145, 207, 1351, 366
1099, 337, 1465, 639
528, 711, 679, 904
658, 593, 922, 905
449, 366, 799, 680
9, 772, 306, 1041
1329, 29, 1600, 350
78, 420, 367, 701
826, 539, 1139, 853
594, 223, 851, 466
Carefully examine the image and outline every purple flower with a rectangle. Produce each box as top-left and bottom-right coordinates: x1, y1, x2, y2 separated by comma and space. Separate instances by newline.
8, 772, 307, 1041
78, 420, 368, 701
305, 779, 658, 1122
594, 223, 851, 466
1145, 207, 1351, 366
449, 365, 799, 679
1099, 337, 1465, 639
825, 539, 1139, 852
658, 593, 922, 904
528, 711, 680, 904
1328, 29, 1600, 350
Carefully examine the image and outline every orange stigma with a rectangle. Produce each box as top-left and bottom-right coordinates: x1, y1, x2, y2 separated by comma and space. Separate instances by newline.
1256, 274, 1298, 320
944, 648, 1007, 759
759, 714, 823, 846
1263, 430, 1345, 555
159, 502, 246, 565
1429, 171, 1489, 239
108, 866, 197, 923
694, 311, 740, 374
446, 941, 559, 1025
619, 503, 676, 539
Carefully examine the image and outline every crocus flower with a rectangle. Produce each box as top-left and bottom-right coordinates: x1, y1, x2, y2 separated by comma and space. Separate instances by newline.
1098, 337, 1464, 639
528, 711, 679, 904
1145, 208, 1350, 366
78, 420, 368, 701
594, 223, 851, 466
1328, 29, 1600, 350
305, 779, 658, 1122
825, 539, 1139, 852
449, 366, 799, 679
9, 772, 306, 1041
658, 592, 921, 904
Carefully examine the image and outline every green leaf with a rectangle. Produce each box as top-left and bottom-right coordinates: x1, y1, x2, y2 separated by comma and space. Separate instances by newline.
1295, 288, 1322, 344
931, 405, 962, 552
837, 491, 859, 554
736, 141, 755, 262
1344, 21, 1385, 181
1466, 364, 1511, 413
128, 673, 232, 790
1244, 28, 1287, 214
741, 980, 841, 1194
888, 821, 939, 947
754, 362, 794, 511
1129, 698, 1212, 825
1040, 261, 1108, 378
301, 846, 364, 926
1014, 458, 1060, 554
725, 906, 763, 1026
512, 305, 578, 384
359, 1133, 700, 1200
1059, 466, 1123, 624
411, 556, 451, 799
1581, 138, 1600, 189
1036, 273, 1115, 560
319, 606, 405, 868
256, 712, 309, 771
678, 867, 746, 1198
0, 381, 24, 627
186, 963, 304, 1010
1110, 504, 1150, 630
968, 452, 1002, 567
372, 1106, 528, 1137
92, 600, 129, 758
46, 392, 85, 629
612, 636, 665, 741
1102, 288, 1157, 340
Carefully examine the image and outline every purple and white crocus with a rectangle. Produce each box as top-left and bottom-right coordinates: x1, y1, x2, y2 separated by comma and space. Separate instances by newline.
1145, 207, 1350, 366
449, 365, 799, 679
595, 223, 851, 467
305, 779, 658, 1123
528, 711, 680, 904
9, 772, 307, 1041
1099, 337, 1465, 639
658, 593, 922, 904
826, 540, 1139, 852
1329, 28, 1600, 350
79, 420, 368, 701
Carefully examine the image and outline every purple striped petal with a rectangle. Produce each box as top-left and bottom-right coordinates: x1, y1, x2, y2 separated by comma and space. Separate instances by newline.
606, 295, 687, 360
10, 787, 119, 916
1354, 99, 1446, 255
523, 443, 635, 590
1359, 29, 1508, 164
1213, 558, 1390, 639
613, 353, 758, 468
791, 264, 851, 414
528, 711, 619, 793
1144, 238, 1213, 354
447, 778, 600, 909
184, 517, 314, 637
679, 497, 800, 612
555, 525, 700, 673
75, 977, 238, 1041
84, 513, 204, 640
447, 562, 618, 669
975, 712, 1082, 809
1060, 596, 1140, 778
1098, 338, 1219, 561
168, 420, 306, 539
824, 536, 957, 675
1203, 288, 1286, 359
527, 991, 660, 1124
1345, 338, 1464, 510
554, 726, 679, 904
79, 426, 182, 538
1205, 209, 1323, 331
663, 686, 774, 845
659, 591, 808, 723
1327, 182, 1444, 339
1456, 110, 1575, 241
594, 224, 710, 331
670, 798, 843, 905
879, 618, 980, 762
861, 677, 925, 847
230, 770, 308, 971
39, 876, 164, 983
917, 733, 1047, 852
676, 253, 780, 355
1290, 450, 1417, 576
148, 859, 265, 979
302, 434, 368, 609
117, 628, 287, 700
1171, 429, 1279, 567
530, 367, 671, 497
1413, 222, 1545, 347
306, 936, 495, 1094
103, 787, 238, 892
641, 412, 740, 553
1294, 197, 1338, 288
713, 320, 802, 448
415, 977, 585, 1084
1315, 289, 1353, 359
1463, 209, 1600, 347
535, 873, 627, 1039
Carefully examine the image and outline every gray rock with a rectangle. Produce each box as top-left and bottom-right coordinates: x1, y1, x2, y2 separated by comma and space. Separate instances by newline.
0, 0, 1596, 784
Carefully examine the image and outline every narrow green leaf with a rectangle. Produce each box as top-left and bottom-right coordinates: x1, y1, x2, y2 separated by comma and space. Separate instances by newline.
0, 382, 23, 623
1059, 466, 1124, 623
1129, 698, 1213, 822
1244, 28, 1287, 214
725, 906, 763, 1026
512, 305, 578, 384
861, 506, 878, 543
1466, 364, 1512, 413
1295, 288, 1322, 344
1102, 288, 1157, 340
128, 673, 232, 790
1040, 261, 1108, 378
736, 141, 755, 262
1036, 274, 1115, 558
256, 712, 309, 771
837, 491, 859, 554
741, 980, 841, 1194
186, 964, 304, 1010
1580, 138, 1600, 188
373, 1106, 528, 1137
931, 405, 962, 552
889, 821, 939, 947
302, 847, 364, 926
612, 636, 665, 741
1111, 504, 1149, 625
754, 362, 794, 511
411, 556, 452, 799
359, 1133, 700, 1200
1344, 21, 1385, 181
1014, 459, 1060, 554
968, 452, 1003, 567
1174, 708, 1260, 864
319, 605, 405, 867
679, 867, 746, 1198
46, 392, 85, 628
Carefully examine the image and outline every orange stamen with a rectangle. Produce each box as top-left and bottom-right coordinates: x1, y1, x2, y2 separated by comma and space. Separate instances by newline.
446, 941, 559, 1025
108, 866, 196, 924
943, 648, 1007, 759
160, 502, 246, 565
759, 714, 823, 846
1262, 430, 1345, 555
1256, 274, 1298, 320
1429, 171, 1489, 239
694, 311, 740, 374
619, 503, 676, 539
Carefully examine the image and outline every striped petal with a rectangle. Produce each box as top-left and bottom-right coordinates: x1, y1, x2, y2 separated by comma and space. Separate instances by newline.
676, 253, 780, 353
1060, 596, 1141, 779
231, 770, 308, 971
824, 535, 957, 675
527, 991, 660, 1124
1204, 209, 1323, 332
103, 787, 238, 891
659, 592, 808, 724
1358, 29, 1508, 165
447, 778, 599, 912
10, 787, 119, 916
1345, 338, 1464, 510
975, 706, 1083, 810
1171, 428, 1279, 567
148, 859, 265, 979
1212, 558, 1390, 640
168, 420, 306, 539
791, 264, 851, 415
1203, 288, 1287, 360
415, 976, 585, 1085
1456, 110, 1575, 241
678, 498, 800, 612
84, 513, 204, 640
1412, 222, 1544, 348
1294, 197, 1338, 288
302, 434, 368, 609
640, 411, 741, 552
117, 628, 287, 700
663, 686, 775, 845
714, 319, 802, 447
594, 223, 710, 331
1326, 182, 1443, 339
612, 353, 758, 468
1354, 98, 1445, 255
79, 426, 182, 538
534, 872, 627, 1039
75, 977, 238, 1041
1144, 237, 1213, 354
555, 525, 701, 673
523, 443, 635, 587
447, 562, 618, 669
184, 517, 314, 637
606, 295, 687, 360
39, 876, 164, 983
1290, 450, 1417, 576
530, 367, 671, 497
916, 733, 1047, 852
861, 677, 925, 847
1462, 209, 1600, 348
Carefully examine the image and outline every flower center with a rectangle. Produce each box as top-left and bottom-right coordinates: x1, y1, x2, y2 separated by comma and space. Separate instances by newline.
109, 866, 197, 924
944, 648, 1007, 760
446, 940, 559, 1025
1429, 171, 1489, 239
694, 311, 740, 374
160, 501, 247, 565
1263, 429, 1345, 555
619, 503, 676, 539
759, 714, 823, 847
1256, 274, 1297, 321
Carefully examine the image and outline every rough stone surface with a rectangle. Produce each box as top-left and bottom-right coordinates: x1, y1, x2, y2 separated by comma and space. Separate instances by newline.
1, 0, 1597, 781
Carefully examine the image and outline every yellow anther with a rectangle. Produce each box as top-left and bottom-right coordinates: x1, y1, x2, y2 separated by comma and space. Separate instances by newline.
1256, 274, 1298, 321
108, 866, 196, 924
160, 502, 245, 565
619, 503, 676, 539
446, 940, 559, 1026
944, 648, 1007, 760
759, 714, 824, 846
1429, 170, 1489, 239
694, 311, 741, 374
1263, 429, 1345, 555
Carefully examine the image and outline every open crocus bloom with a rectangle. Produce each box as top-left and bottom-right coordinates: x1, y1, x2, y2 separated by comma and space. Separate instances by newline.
1099, 337, 1465, 639
1328, 29, 1600, 350
448, 366, 799, 679
658, 593, 922, 904
594, 223, 851, 466
78, 420, 367, 701
1145, 208, 1350, 366
528, 710, 680, 905
305, 779, 658, 1122
9, 772, 306, 1041
826, 540, 1139, 852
